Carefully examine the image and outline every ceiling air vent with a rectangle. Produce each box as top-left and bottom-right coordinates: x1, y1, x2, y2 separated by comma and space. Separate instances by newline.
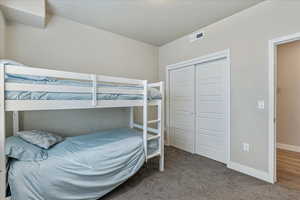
189, 31, 204, 42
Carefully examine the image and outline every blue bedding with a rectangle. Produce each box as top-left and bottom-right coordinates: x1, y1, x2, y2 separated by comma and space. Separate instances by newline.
7, 128, 158, 200
2, 60, 161, 101
6, 91, 147, 101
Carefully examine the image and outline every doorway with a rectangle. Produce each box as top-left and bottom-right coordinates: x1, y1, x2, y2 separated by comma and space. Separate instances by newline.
276, 40, 300, 189
269, 32, 300, 185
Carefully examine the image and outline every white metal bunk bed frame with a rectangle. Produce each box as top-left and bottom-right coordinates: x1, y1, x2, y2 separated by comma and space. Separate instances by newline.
0, 63, 164, 200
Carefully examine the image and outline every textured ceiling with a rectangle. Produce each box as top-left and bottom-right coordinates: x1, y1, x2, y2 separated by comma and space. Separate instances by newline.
47, 0, 265, 46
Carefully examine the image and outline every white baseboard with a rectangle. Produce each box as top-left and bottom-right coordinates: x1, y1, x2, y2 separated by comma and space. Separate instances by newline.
227, 161, 273, 183
277, 143, 300, 152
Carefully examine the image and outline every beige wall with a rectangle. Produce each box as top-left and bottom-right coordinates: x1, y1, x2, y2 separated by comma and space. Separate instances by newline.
6, 16, 158, 81
0, 0, 46, 28
5, 15, 158, 136
0, 9, 13, 136
159, 0, 300, 173
277, 41, 300, 147
0, 9, 4, 58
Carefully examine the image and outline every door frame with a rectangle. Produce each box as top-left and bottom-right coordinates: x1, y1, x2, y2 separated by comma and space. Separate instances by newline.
166, 49, 231, 163
268, 32, 300, 184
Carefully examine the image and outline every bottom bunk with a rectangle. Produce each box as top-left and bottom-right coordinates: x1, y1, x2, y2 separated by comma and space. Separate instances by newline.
6, 128, 160, 200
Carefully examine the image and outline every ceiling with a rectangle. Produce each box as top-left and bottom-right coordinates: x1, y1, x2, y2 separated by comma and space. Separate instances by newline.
47, 0, 265, 46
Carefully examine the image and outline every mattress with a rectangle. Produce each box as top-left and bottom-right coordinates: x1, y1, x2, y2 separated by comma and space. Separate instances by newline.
7, 128, 159, 200
2, 60, 162, 101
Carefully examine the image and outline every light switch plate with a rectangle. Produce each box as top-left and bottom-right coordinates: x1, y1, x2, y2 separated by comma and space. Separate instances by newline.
243, 143, 250, 152
257, 100, 265, 109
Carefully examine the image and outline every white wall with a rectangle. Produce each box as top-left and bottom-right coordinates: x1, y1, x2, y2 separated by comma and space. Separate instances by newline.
159, 0, 300, 173
277, 40, 300, 147
5, 15, 158, 136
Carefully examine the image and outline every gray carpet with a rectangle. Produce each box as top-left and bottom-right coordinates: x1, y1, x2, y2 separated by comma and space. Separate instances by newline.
101, 147, 300, 200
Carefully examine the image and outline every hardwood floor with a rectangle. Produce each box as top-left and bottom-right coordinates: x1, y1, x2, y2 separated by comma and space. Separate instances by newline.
277, 149, 300, 190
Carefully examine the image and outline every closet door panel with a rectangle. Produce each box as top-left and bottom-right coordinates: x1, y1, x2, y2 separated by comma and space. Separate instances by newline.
173, 99, 194, 113
197, 83, 224, 96
172, 128, 195, 152
195, 58, 228, 163
195, 146, 225, 164
196, 114, 226, 132
172, 83, 194, 100
169, 65, 195, 153
196, 133, 225, 151
173, 111, 194, 130
197, 102, 225, 114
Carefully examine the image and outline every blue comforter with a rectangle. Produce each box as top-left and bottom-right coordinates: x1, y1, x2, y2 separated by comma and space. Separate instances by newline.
8, 128, 147, 200
1, 60, 162, 101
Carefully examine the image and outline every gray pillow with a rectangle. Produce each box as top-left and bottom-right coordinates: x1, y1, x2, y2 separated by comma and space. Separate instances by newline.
16, 130, 64, 149
148, 88, 162, 100
6, 136, 48, 161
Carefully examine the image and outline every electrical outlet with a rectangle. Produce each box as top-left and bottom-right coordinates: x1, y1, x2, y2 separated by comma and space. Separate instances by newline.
242, 143, 250, 152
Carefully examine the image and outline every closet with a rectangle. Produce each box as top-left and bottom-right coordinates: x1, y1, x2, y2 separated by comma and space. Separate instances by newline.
167, 51, 230, 164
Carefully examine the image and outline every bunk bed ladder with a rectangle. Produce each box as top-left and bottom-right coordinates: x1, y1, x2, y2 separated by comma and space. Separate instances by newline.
147, 81, 164, 171
131, 81, 164, 171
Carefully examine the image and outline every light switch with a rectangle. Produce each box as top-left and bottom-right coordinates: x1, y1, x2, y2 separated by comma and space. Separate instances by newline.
242, 143, 250, 152
257, 100, 265, 110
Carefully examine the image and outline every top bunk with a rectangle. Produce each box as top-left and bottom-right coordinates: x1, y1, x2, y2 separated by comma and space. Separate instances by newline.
0, 60, 163, 111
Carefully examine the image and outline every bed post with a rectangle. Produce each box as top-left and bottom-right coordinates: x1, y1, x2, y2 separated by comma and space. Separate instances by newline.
129, 107, 134, 129
13, 111, 19, 136
143, 80, 148, 161
159, 81, 165, 172
91, 74, 97, 107
0, 64, 6, 199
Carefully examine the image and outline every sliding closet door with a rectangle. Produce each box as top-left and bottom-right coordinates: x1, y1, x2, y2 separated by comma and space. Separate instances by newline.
195, 58, 228, 163
169, 66, 195, 153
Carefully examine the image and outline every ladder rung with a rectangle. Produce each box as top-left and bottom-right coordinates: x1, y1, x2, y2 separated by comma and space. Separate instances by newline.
148, 119, 161, 124
147, 151, 161, 159
133, 123, 160, 134
147, 135, 160, 141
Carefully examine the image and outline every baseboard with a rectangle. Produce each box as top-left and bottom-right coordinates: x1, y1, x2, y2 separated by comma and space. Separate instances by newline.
227, 161, 273, 183
277, 143, 300, 152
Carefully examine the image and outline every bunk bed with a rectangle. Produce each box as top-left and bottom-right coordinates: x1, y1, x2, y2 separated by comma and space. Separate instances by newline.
0, 60, 165, 200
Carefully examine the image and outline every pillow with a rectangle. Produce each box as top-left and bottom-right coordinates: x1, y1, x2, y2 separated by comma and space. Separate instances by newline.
16, 130, 64, 149
148, 88, 162, 100
5, 136, 48, 161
